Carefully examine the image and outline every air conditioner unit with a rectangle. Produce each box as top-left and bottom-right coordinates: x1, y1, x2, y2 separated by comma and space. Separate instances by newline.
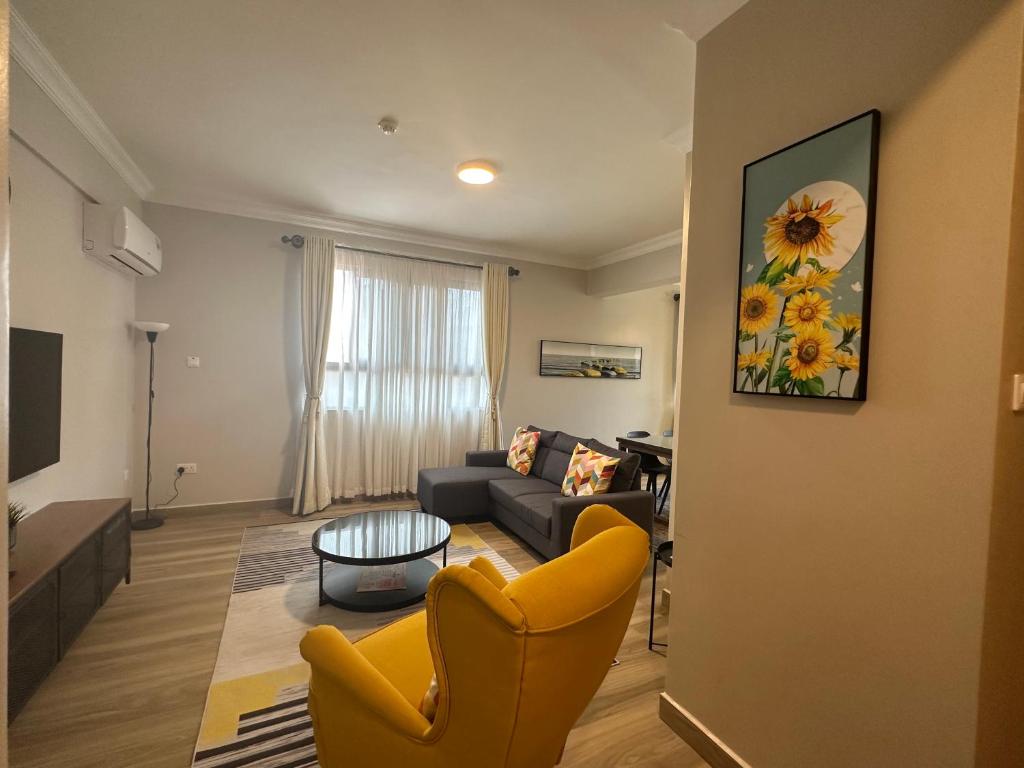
82, 204, 162, 277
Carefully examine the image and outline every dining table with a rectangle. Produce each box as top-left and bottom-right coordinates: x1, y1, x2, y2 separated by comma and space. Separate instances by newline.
615, 433, 673, 460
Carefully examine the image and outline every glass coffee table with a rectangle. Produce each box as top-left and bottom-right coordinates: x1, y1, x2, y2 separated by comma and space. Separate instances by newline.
311, 510, 451, 612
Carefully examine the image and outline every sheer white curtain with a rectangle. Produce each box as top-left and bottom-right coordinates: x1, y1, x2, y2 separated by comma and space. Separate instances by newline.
324, 248, 487, 498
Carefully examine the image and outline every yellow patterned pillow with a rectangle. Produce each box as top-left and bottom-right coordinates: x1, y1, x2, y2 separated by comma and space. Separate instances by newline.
561, 442, 621, 497
506, 427, 540, 476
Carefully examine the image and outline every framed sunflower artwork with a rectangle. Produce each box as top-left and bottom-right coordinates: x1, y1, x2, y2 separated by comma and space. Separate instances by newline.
733, 110, 879, 401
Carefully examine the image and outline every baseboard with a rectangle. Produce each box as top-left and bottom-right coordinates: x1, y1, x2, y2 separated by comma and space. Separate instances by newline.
131, 494, 424, 516
659, 693, 752, 768
132, 497, 292, 515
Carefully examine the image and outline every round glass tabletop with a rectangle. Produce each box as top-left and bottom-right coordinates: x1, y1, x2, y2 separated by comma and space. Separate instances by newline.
312, 509, 451, 566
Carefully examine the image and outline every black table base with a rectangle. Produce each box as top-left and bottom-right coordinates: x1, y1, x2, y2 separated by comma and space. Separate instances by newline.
312, 510, 452, 613
318, 550, 446, 613
649, 540, 673, 651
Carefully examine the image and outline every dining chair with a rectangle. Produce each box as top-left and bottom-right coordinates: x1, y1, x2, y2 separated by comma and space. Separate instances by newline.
625, 431, 669, 502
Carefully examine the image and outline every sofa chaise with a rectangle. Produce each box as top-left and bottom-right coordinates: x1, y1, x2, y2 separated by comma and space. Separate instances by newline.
416, 425, 654, 559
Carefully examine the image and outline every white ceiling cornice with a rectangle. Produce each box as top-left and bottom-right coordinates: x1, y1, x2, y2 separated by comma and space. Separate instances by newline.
10, 7, 155, 199
148, 194, 586, 269
590, 228, 683, 269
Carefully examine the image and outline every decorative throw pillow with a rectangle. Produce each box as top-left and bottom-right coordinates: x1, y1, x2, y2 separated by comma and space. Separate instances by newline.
507, 427, 541, 476
561, 442, 621, 497
420, 674, 440, 721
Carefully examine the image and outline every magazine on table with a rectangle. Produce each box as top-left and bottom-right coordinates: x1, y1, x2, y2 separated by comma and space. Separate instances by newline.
356, 564, 408, 592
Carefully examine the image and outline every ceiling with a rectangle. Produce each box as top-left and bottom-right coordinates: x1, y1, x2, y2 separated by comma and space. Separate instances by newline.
13, 0, 746, 266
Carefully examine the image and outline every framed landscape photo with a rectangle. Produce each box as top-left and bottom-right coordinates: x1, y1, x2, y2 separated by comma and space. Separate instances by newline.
733, 110, 879, 401
539, 340, 641, 379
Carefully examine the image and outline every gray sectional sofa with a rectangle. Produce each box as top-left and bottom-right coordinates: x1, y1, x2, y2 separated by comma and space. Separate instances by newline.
416, 425, 654, 560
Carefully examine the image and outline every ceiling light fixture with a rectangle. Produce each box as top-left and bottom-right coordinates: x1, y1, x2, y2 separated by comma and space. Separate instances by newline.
377, 117, 398, 135
456, 160, 498, 185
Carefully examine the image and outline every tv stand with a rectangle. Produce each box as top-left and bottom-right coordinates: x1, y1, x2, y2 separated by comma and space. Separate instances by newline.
7, 498, 131, 721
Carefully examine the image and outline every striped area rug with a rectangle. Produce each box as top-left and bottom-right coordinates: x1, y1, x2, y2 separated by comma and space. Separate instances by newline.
194, 688, 314, 768
191, 513, 519, 768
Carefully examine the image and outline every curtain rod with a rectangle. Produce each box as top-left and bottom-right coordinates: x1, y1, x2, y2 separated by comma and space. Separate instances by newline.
280, 234, 521, 277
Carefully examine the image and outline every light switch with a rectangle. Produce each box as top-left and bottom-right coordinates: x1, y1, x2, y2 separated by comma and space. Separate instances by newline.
187, 355, 200, 368
1013, 373, 1024, 412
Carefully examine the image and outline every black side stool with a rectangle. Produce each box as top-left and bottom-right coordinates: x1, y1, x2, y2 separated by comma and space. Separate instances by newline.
648, 540, 673, 651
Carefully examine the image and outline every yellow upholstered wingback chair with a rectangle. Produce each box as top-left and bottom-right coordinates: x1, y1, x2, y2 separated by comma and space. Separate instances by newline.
299, 504, 650, 768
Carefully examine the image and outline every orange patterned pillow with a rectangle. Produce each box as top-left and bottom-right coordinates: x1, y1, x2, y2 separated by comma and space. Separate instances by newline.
561, 442, 620, 497
507, 427, 540, 476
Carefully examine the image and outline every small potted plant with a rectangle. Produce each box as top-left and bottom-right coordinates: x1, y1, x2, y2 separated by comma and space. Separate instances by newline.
9, 501, 27, 551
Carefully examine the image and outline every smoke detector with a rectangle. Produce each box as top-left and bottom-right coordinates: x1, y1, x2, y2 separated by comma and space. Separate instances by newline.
377, 117, 398, 135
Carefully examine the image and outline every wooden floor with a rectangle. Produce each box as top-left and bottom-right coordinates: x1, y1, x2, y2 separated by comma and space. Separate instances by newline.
8, 498, 705, 768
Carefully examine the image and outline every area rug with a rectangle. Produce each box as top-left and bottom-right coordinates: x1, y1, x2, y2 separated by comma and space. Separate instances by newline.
191, 514, 520, 768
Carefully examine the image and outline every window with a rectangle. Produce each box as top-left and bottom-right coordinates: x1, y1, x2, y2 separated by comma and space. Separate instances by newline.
323, 252, 486, 414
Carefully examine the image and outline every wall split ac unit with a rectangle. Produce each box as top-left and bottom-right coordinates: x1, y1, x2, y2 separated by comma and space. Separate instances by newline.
82, 203, 162, 277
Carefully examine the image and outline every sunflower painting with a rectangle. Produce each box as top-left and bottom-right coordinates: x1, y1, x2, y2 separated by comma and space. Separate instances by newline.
733, 110, 879, 400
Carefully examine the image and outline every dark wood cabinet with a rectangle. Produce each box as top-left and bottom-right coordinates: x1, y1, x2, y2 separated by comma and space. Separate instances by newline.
100, 511, 130, 602
8, 498, 131, 722
8, 574, 59, 720
57, 533, 102, 656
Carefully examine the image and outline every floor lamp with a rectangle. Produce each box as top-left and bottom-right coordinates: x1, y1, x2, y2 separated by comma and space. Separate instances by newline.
134, 321, 170, 530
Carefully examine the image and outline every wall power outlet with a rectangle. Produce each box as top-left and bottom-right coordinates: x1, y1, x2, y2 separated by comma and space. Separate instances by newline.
176, 463, 198, 475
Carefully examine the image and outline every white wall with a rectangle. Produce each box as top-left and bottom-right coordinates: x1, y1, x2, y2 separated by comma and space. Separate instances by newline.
132, 203, 303, 508
8, 139, 136, 512
503, 274, 678, 444
976, 28, 1024, 759
133, 202, 679, 508
665, 1, 1023, 767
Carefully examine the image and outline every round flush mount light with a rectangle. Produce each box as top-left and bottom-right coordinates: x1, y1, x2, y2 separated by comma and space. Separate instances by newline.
377, 117, 398, 135
456, 160, 498, 185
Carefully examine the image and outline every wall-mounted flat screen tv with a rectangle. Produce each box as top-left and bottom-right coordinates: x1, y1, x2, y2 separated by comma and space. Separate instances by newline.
9, 327, 63, 482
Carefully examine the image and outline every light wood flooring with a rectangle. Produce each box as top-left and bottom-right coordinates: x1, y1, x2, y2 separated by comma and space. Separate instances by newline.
8, 498, 705, 768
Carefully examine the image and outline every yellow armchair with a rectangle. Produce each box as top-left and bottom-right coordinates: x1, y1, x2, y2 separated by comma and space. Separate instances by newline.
299, 504, 650, 768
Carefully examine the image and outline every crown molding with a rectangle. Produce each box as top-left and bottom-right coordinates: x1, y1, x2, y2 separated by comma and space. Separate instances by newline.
148, 194, 587, 269
589, 228, 683, 269
10, 8, 155, 199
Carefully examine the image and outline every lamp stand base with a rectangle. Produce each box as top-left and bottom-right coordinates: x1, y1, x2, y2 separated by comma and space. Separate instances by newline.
131, 513, 165, 531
